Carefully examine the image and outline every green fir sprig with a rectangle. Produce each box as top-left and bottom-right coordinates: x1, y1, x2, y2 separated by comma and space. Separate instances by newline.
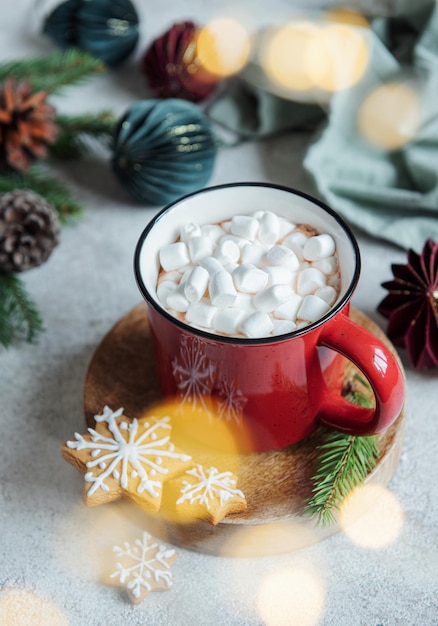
0, 167, 82, 223
51, 111, 117, 159
0, 49, 106, 95
305, 379, 379, 526
0, 273, 44, 348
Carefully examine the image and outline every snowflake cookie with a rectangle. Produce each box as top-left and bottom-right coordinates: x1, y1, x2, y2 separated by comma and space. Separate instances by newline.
166, 464, 247, 525
108, 531, 177, 604
62, 406, 192, 511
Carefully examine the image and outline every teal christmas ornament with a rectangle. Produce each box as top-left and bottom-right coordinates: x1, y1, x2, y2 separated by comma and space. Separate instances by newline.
43, 0, 139, 67
112, 99, 217, 206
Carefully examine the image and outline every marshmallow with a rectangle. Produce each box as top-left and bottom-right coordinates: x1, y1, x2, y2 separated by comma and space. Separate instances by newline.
264, 265, 294, 286
156, 280, 177, 306
297, 295, 331, 322
222, 220, 232, 233
186, 301, 217, 328
313, 256, 338, 275
232, 263, 268, 293
183, 266, 209, 303
200, 256, 224, 276
258, 211, 280, 245
188, 236, 214, 263
214, 239, 240, 266
201, 224, 225, 244
180, 222, 201, 243
297, 267, 326, 296
159, 242, 190, 272
230, 215, 259, 241
283, 231, 307, 261
209, 270, 237, 308
254, 285, 293, 312
158, 270, 181, 284
213, 308, 247, 335
252, 210, 265, 219
241, 243, 268, 267
274, 292, 302, 321
278, 217, 296, 239
240, 311, 274, 338
315, 285, 338, 306
272, 319, 297, 336
303, 234, 336, 261
220, 234, 250, 249
234, 292, 256, 311
266, 245, 300, 270
166, 284, 190, 312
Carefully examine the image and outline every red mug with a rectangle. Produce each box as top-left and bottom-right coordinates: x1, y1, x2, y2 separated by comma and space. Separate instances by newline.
134, 183, 405, 452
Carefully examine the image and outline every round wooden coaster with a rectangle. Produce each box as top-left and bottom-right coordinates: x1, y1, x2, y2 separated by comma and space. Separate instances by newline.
83, 304, 405, 557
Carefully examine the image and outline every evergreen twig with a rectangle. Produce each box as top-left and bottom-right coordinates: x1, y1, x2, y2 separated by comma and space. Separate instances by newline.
0, 167, 82, 223
304, 382, 379, 526
51, 111, 117, 159
0, 273, 44, 347
0, 49, 106, 94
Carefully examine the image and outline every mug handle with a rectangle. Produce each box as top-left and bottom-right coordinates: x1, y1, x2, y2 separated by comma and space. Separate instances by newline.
316, 314, 405, 435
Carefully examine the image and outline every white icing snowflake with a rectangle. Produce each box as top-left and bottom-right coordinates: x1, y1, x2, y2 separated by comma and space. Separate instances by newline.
66, 406, 191, 498
176, 464, 245, 511
171, 335, 216, 412
110, 532, 176, 603
216, 376, 247, 424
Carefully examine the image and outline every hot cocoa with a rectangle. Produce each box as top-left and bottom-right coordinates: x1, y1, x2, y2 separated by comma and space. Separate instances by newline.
156, 211, 340, 338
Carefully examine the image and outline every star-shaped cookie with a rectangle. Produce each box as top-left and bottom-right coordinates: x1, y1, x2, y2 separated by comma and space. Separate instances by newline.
62, 406, 192, 511
108, 531, 177, 604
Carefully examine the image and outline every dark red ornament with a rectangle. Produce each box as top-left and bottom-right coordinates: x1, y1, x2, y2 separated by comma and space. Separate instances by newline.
141, 21, 219, 103
378, 239, 438, 369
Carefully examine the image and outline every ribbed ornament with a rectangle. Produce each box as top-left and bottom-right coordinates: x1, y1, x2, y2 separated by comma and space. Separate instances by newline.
43, 0, 139, 67
112, 99, 217, 206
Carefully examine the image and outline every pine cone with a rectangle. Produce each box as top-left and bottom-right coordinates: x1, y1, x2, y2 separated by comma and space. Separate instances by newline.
0, 79, 59, 172
0, 189, 60, 272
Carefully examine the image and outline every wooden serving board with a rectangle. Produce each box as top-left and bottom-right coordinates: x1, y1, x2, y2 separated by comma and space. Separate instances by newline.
83, 304, 405, 557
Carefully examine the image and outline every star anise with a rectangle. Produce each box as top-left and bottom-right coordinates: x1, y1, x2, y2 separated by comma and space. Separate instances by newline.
0, 79, 59, 172
378, 239, 438, 369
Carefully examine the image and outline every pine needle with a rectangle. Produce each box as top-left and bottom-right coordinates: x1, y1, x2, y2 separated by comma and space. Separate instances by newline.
51, 111, 116, 159
0, 273, 44, 347
0, 167, 82, 223
304, 388, 379, 526
0, 49, 106, 94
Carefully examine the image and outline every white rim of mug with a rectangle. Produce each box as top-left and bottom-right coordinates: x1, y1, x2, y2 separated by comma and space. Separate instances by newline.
134, 182, 361, 345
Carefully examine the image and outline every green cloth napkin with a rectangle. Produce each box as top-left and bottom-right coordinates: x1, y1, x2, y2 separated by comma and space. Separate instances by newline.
207, 2, 438, 251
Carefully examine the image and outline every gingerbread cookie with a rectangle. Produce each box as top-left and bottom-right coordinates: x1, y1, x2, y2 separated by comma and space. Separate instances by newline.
62, 406, 192, 511
108, 531, 177, 604
165, 463, 247, 525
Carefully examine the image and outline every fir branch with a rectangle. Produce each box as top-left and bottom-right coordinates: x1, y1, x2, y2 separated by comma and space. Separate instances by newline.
0, 273, 43, 348
0, 167, 82, 223
0, 49, 106, 94
51, 111, 117, 159
305, 389, 379, 526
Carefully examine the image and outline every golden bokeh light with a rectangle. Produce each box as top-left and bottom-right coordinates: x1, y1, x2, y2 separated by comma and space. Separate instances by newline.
256, 564, 325, 626
262, 21, 320, 91
325, 7, 370, 28
306, 23, 369, 92
339, 483, 404, 549
196, 18, 251, 77
0, 588, 70, 626
357, 82, 421, 150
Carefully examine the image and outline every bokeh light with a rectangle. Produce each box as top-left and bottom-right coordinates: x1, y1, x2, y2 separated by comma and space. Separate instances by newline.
261, 18, 369, 95
0, 588, 70, 626
306, 23, 369, 92
262, 21, 320, 91
357, 82, 421, 150
339, 483, 404, 548
325, 7, 370, 28
196, 18, 251, 77
256, 564, 325, 626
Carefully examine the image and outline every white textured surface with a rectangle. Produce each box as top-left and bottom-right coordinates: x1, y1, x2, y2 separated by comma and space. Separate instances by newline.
1, 2, 438, 625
